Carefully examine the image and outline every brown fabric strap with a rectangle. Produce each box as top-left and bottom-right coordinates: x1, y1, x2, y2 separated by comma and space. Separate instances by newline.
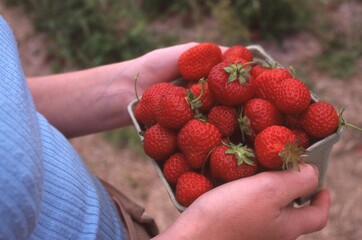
99, 179, 159, 240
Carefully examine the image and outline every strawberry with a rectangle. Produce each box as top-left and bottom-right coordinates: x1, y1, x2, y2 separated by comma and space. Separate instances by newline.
254, 125, 303, 170
249, 64, 268, 79
208, 58, 255, 106
177, 119, 222, 169
222, 45, 253, 62
274, 78, 311, 115
176, 172, 213, 207
284, 114, 300, 129
143, 123, 177, 162
254, 68, 293, 103
240, 98, 284, 140
299, 101, 339, 139
156, 86, 197, 129
134, 82, 174, 127
178, 42, 222, 81
189, 80, 215, 113
208, 105, 238, 138
163, 153, 191, 186
210, 143, 258, 182
249, 60, 277, 79
292, 128, 311, 149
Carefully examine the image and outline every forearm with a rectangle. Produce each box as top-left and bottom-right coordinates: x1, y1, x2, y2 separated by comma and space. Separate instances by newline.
27, 43, 201, 138
27, 60, 139, 138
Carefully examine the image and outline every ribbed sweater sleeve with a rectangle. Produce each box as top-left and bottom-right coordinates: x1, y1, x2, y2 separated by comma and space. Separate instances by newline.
0, 16, 44, 239
0, 16, 126, 240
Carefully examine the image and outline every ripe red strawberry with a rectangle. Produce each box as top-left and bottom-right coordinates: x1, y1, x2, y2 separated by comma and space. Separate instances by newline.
134, 82, 174, 127
249, 64, 267, 79
189, 80, 215, 113
284, 114, 300, 129
156, 87, 196, 129
254, 68, 293, 103
275, 78, 311, 115
222, 45, 253, 62
249, 61, 277, 79
208, 106, 238, 138
143, 123, 177, 162
254, 125, 303, 170
299, 101, 339, 139
178, 42, 222, 81
240, 98, 284, 136
176, 172, 213, 207
292, 128, 311, 149
208, 58, 255, 106
210, 143, 258, 182
163, 153, 191, 186
177, 119, 222, 169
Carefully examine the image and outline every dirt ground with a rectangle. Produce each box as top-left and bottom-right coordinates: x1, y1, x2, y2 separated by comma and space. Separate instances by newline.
2, 2, 362, 239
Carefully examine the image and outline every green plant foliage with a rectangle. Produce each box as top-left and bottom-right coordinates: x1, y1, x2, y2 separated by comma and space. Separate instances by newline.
313, 1, 362, 80
3, 0, 171, 70
316, 49, 359, 79
141, 0, 211, 20
211, 0, 316, 42
103, 127, 144, 154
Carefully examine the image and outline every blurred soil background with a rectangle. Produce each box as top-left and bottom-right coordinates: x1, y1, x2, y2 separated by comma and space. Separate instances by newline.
1, 0, 362, 239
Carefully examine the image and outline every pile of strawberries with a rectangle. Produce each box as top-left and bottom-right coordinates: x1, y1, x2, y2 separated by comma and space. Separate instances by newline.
133, 42, 340, 208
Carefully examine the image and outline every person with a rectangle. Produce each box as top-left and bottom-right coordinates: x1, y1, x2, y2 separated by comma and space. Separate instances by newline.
0, 15, 330, 240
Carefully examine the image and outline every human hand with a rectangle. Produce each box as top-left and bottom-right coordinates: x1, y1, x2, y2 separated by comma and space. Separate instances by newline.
155, 164, 330, 240
134, 42, 228, 95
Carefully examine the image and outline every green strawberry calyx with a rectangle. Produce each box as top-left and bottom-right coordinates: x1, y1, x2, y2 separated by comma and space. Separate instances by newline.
186, 78, 205, 110
186, 78, 207, 121
224, 61, 254, 84
279, 141, 305, 171
223, 141, 256, 166
237, 107, 252, 142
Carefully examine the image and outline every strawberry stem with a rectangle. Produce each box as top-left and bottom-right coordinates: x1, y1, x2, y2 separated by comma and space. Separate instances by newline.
186, 79, 207, 121
237, 107, 252, 143
339, 108, 362, 131
192, 78, 205, 104
201, 146, 217, 174
186, 78, 205, 110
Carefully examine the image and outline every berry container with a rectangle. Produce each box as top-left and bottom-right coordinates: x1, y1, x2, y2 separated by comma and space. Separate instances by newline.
127, 45, 344, 212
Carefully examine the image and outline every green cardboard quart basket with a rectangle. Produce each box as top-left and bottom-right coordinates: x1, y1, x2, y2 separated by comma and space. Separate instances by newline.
127, 45, 344, 212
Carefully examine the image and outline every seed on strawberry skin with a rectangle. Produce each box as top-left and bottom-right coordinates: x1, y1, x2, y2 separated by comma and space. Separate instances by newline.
163, 153, 191, 186
254, 125, 303, 170
143, 123, 178, 162
210, 143, 258, 182
275, 78, 311, 115
177, 119, 222, 169
175, 172, 213, 207
299, 101, 339, 139
178, 42, 222, 81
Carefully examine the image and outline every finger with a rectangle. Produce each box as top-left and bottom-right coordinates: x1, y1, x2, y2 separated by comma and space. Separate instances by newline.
261, 163, 320, 206
281, 189, 330, 237
141, 42, 199, 82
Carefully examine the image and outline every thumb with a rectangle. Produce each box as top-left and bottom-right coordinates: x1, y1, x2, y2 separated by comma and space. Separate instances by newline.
281, 189, 331, 237
266, 163, 320, 206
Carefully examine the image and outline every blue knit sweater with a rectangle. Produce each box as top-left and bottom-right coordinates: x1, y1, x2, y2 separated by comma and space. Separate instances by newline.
0, 16, 126, 240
